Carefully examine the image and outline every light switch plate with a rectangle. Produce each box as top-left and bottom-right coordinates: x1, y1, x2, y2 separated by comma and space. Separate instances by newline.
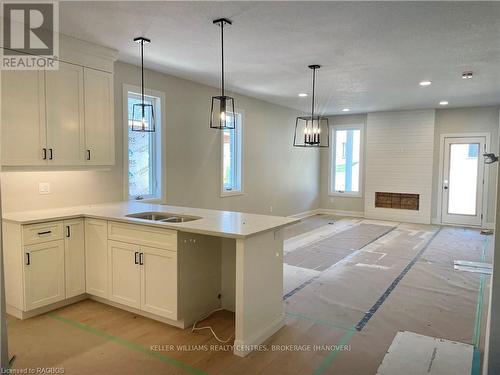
39, 182, 51, 195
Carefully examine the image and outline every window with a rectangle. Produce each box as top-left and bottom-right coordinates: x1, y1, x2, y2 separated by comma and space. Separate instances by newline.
330, 126, 363, 196
221, 112, 243, 195
124, 86, 163, 200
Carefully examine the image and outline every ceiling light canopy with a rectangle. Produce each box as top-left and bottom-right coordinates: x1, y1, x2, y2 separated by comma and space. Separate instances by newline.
131, 37, 155, 132
419, 80, 432, 86
293, 65, 329, 148
210, 18, 235, 130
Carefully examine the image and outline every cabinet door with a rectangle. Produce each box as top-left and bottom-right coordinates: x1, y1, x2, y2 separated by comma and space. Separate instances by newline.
64, 219, 85, 298
108, 240, 141, 309
24, 240, 65, 310
141, 246, 177, 320
45, 61, 85, 165
1, 70, 47, 165
85, 219, 108, 298
84, 68, 115, 165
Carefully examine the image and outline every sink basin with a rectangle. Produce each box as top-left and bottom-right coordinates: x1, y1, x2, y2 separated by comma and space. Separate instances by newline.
126, 212, 201, 223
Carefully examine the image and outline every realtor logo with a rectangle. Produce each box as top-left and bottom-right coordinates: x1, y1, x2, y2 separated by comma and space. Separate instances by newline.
1, 1, 59, 69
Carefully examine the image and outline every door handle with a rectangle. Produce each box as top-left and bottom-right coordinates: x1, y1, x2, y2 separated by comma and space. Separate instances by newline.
66, 226, 71, 238
86, 149, 91, 161
139, 252, 144, 265
443, 186, 448, 190
49, 148, 53, 160
134, 251, 139, 264
25, 253, 30, 265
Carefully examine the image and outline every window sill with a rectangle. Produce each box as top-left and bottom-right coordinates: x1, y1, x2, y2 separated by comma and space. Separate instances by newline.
130, 197, 162, 204
328, 192, 363, 198
220, 191, 244, 198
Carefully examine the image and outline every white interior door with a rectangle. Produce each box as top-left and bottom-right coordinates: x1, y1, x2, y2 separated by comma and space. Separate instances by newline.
441, 137, 485, 226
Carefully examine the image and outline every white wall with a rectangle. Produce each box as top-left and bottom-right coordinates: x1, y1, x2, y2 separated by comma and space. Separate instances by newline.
1, 62, 320, 217
364, 110, 435, 224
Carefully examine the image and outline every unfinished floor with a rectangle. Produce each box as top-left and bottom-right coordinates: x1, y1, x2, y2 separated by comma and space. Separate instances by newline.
6, 215, 492, 375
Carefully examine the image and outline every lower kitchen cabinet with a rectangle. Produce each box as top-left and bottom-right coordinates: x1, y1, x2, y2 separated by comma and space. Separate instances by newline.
64, 219, 86, 298
108, 240, 141, 309
141, 246, 177, 320
85, 218, 108, 298
108, 241, 178, 320
24, 240, 66, 311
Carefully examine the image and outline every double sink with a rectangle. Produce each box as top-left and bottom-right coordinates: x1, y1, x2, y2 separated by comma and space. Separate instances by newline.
126, 212, 201, 223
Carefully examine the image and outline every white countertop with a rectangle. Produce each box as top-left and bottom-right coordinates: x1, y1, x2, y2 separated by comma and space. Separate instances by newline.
2, 201, 300, 239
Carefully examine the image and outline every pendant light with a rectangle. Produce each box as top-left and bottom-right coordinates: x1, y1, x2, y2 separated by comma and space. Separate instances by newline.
210, 18, 235, 130
131, 37, 155, 132
293, 65, 329, 147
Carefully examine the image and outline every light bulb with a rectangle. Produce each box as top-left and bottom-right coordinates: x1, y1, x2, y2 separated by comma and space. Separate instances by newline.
220, 111, 226, 121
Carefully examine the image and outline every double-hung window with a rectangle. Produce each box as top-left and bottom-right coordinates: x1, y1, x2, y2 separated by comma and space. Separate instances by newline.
124, 85, 163, 200
330, 125, 363, 197
221, 112, 243, 196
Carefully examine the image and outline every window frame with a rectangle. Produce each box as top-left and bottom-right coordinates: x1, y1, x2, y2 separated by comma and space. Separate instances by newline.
122, 84, 166, 202
328, 124, 364, 198
220, 109, 244, 197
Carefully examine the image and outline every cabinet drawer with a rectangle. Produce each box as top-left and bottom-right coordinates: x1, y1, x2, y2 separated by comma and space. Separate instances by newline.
108, 221, 177, 251
23, 221, 63, 245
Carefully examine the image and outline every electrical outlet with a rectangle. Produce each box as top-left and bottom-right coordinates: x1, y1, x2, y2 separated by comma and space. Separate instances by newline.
38, 182, 51, 195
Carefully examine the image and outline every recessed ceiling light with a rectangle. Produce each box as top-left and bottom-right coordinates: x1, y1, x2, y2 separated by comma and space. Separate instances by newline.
462, 71, 473, 79
419, 80, 432, 86
439, 101, 449, 106
341, 108, 350, 112
298, 93, 308, 97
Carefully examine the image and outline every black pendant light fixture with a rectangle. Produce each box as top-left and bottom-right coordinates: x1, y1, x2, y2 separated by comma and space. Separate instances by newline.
293, 65, 329, 147
210, 18, 235, 130
131, 37, 155, 132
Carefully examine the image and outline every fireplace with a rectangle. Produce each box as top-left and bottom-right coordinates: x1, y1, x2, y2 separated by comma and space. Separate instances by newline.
375, 192, 419, 210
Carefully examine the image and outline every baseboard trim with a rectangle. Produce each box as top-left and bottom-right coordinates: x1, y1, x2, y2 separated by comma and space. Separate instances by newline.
288, 209, 321, 219
233, 313, 285, 357
318, 208, 365, 218
6, 294, 88, 320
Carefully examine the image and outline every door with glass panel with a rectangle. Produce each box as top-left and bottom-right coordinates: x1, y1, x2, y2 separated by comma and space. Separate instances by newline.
441, 137, 485, 226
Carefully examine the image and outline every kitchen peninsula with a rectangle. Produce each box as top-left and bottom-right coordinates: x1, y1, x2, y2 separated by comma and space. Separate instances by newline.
2, 201, 298, 356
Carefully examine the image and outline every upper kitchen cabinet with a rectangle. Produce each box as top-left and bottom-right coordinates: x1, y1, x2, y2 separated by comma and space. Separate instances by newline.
84, 68, 115, 165
1, 70, 47, 166
45, 61, 85, 165
1, 34, 118, 168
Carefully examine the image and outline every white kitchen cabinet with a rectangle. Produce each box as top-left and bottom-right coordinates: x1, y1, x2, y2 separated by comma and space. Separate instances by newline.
45, 61, 85, 165
84, 68, 115, 165
64, 219, 86, 298
24, 240, 66, 310
141, 246, 177, 320
85, 218, 108, 298
108, 240, 141, 309
1, 70, 47, 166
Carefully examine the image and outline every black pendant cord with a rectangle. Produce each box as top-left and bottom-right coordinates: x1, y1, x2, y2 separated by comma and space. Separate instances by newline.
220, 21, 225, 97
311, 67, 316, 121
140, 39, 145, 122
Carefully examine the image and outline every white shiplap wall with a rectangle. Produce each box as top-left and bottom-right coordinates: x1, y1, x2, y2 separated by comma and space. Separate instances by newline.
364, 110, 435, 224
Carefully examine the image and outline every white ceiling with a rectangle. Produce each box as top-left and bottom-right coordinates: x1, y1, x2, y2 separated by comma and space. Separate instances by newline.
60, 1, 500, 115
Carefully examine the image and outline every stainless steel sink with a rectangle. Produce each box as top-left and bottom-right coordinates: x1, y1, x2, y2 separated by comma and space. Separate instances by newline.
126, 212, 201, 223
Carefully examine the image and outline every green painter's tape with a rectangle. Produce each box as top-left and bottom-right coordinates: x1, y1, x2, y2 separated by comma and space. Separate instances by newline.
471, 347, 481, 375
48, 313, 207, 375
285, 311, 356, 332
313, 329, 356, 375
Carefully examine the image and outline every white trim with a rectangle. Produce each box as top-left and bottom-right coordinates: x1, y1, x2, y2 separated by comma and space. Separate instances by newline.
233, 314, 285, 357
328, 124, 365, 198
436, 132, 491, 227
220, 109, 245, 198
122, 84, 167, 202
319, 208, 365, 218
288, 209, 322, 219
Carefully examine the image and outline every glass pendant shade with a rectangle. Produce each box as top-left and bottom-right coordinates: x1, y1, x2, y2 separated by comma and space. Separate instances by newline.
131, 102, 155, 132
293, 116, 329, 147
293, 64, 329, 147
132, 36, 155, 132
210, 95, 235, 129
